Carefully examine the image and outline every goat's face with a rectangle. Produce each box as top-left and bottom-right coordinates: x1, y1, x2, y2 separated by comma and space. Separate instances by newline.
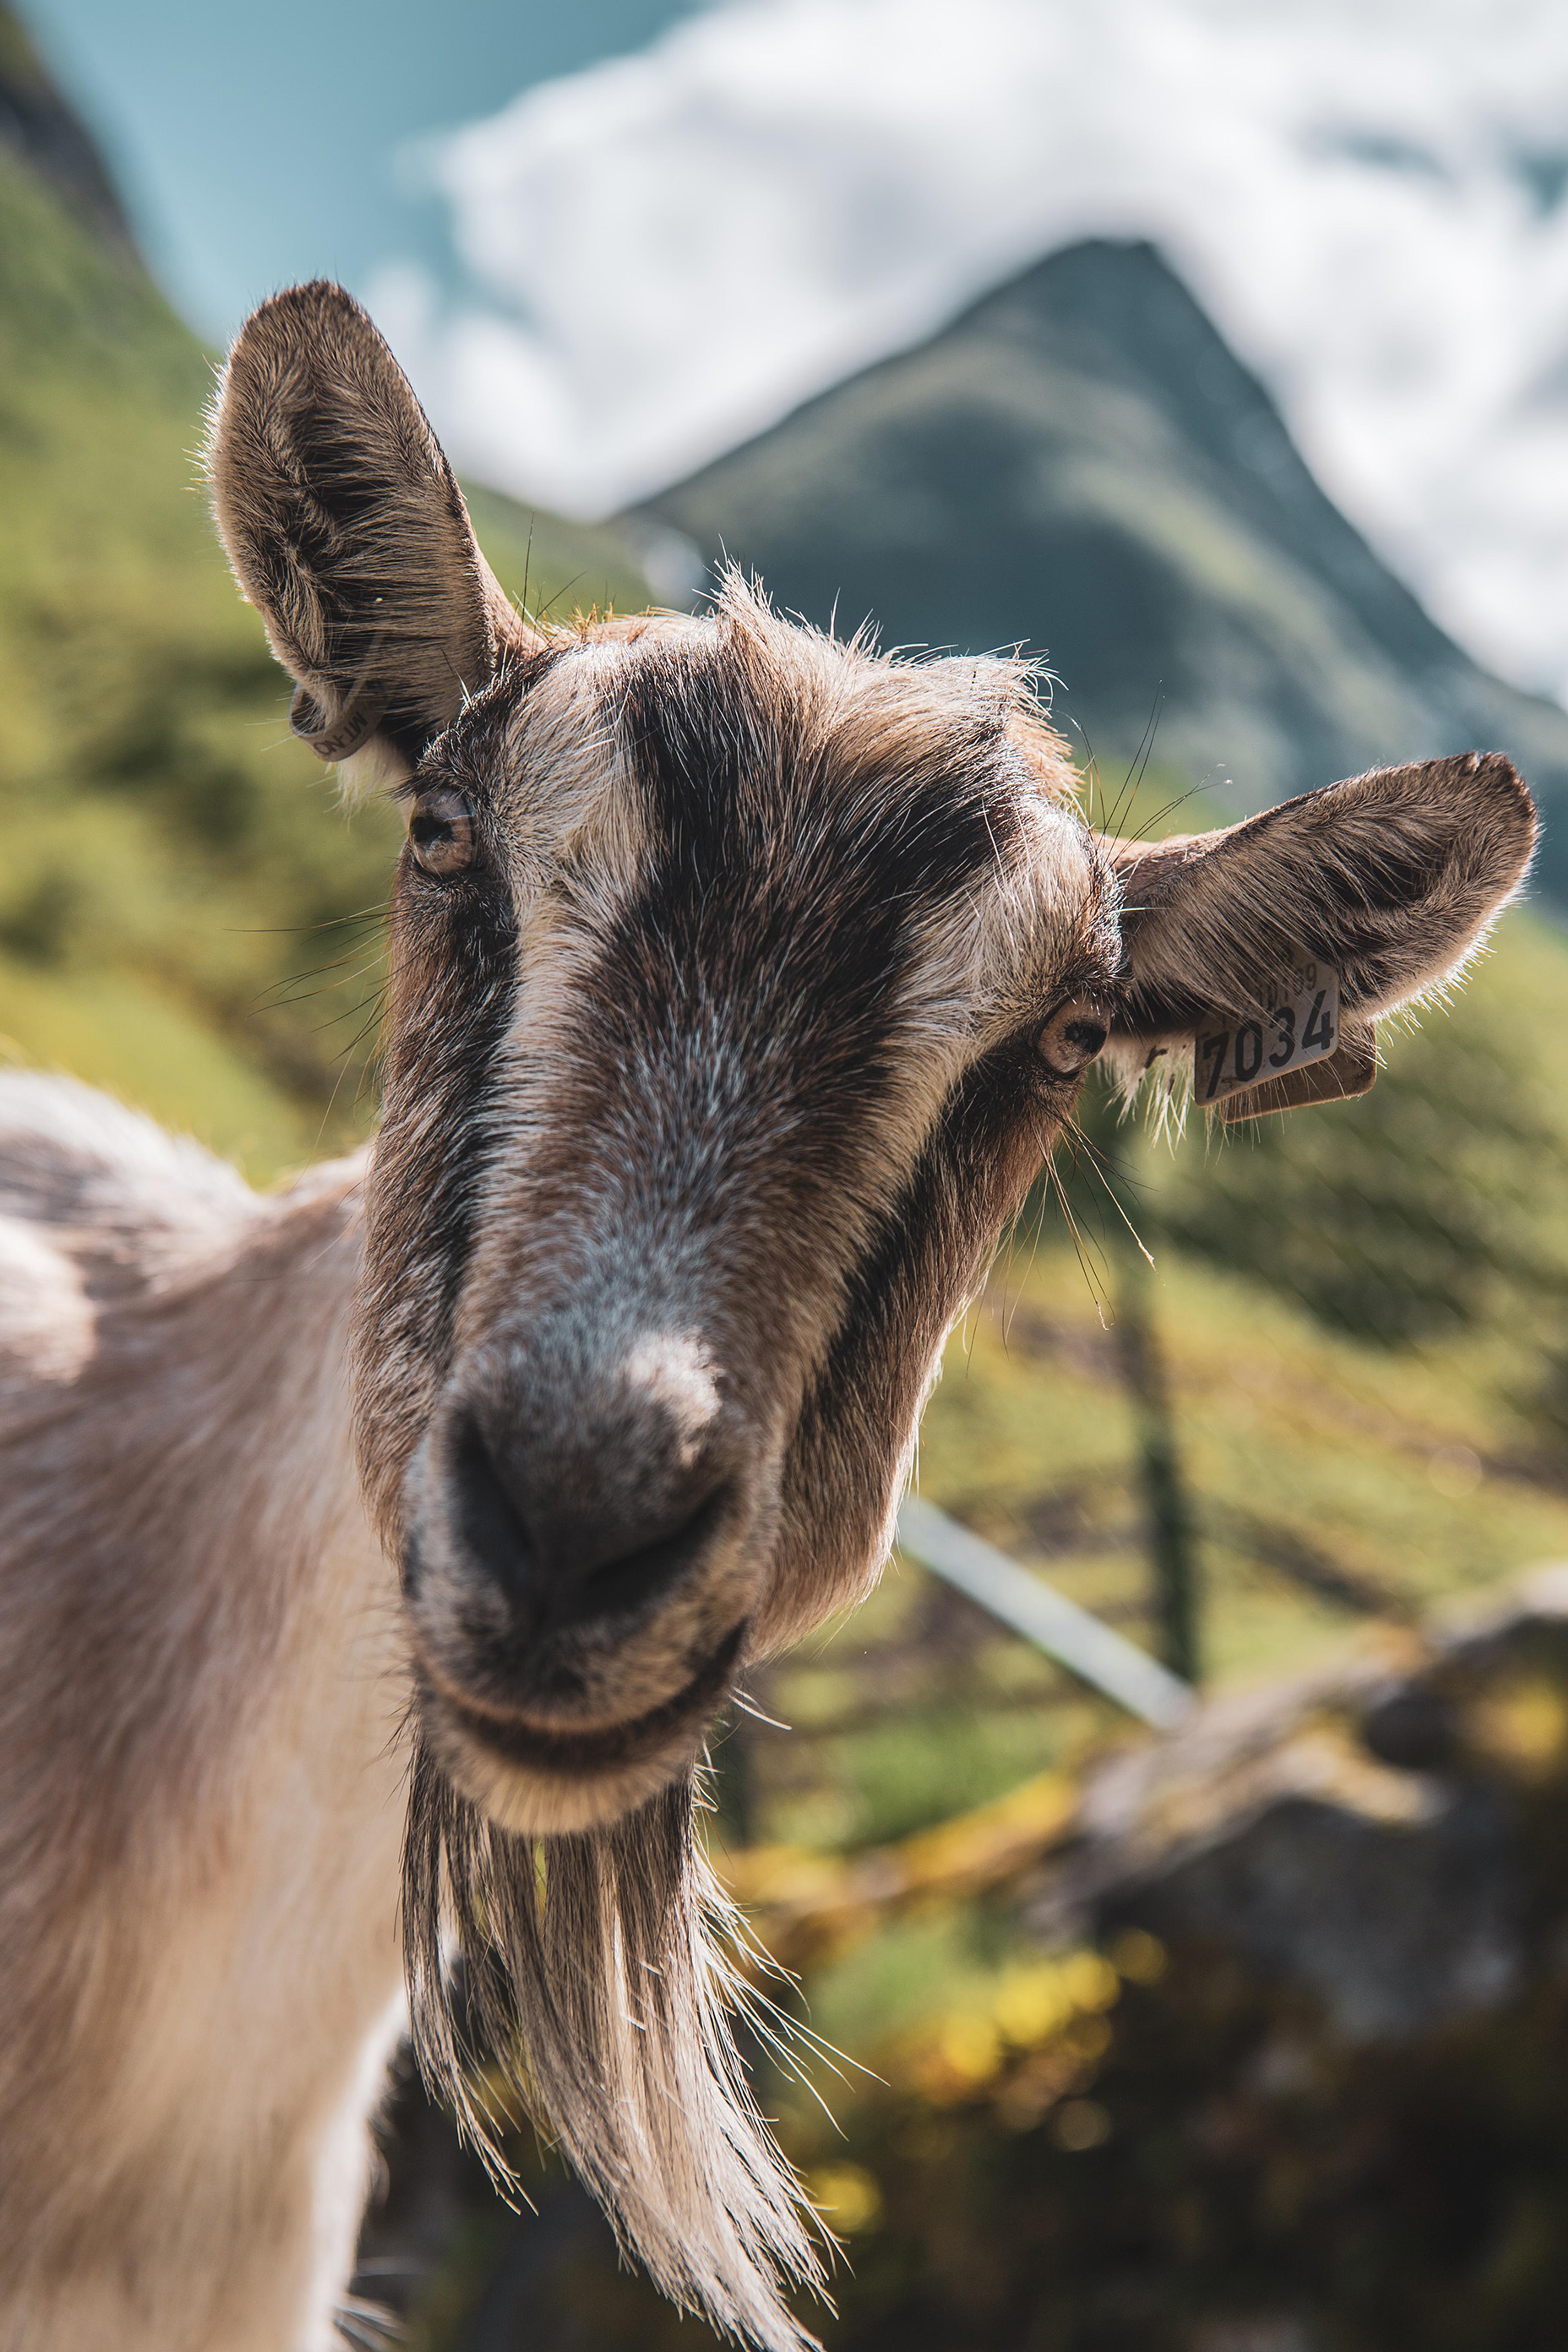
211, 284, 1537, 1835
357, 601, 1118, 1828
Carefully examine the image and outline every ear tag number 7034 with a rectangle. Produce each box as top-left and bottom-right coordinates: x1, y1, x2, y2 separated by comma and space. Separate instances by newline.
1194, 954, 1340, 1106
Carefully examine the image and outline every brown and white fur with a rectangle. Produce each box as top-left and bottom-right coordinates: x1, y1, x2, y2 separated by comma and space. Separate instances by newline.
0, 282, 1538, 2352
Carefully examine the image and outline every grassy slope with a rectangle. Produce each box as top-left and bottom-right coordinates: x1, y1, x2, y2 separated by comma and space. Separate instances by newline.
0, 149, 653, 1180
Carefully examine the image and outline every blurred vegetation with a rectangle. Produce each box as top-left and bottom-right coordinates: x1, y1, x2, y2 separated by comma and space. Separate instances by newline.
1152, 934, 1568, 1350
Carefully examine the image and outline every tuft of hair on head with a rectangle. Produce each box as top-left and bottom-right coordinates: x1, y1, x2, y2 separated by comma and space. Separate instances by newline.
402, 1744, 828, 2351
690, 565, 1071, 834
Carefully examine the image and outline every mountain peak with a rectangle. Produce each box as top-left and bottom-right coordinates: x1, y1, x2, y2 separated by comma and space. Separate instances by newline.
640, 235, 1568, 904
0, 2, 138, 260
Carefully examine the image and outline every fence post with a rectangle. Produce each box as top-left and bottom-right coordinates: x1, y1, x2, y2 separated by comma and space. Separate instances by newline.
1114, 1243, 1201, 1685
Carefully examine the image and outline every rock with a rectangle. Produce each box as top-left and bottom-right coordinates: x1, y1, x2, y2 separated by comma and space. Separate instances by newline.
1028, 1566, 1568, 2045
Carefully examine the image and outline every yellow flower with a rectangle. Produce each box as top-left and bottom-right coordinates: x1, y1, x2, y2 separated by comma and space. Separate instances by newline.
808, 2163, 884, 2234
1108, 1927, 1168, 1985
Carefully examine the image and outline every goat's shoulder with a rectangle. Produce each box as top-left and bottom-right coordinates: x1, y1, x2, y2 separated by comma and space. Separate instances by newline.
0, 1076, 264, 1383
0, 1072, 258, 1247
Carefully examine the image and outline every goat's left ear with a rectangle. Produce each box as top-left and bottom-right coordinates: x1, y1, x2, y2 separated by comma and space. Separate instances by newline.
207, 279, 532, 793
1103, 752, 1537, 1121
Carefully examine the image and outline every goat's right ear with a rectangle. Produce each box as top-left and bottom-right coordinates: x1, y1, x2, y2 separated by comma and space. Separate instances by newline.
207, 280, 531, 792
1101, 751, 1537, 1118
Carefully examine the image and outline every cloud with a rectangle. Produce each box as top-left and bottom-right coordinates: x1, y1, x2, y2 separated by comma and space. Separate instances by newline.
368, 0, 1568, 700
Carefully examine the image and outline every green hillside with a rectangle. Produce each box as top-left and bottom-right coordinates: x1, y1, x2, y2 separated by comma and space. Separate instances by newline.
0, 93, 652, 1181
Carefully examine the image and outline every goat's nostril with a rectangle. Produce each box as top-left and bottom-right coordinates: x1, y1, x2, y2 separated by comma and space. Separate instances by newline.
577, 1477, 733, 1626
446, 1410, 734, 1630
452, 1411, 537, 1610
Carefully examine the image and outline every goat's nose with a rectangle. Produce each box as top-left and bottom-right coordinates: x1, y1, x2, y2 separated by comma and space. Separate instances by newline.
451, 1408, 734, 1630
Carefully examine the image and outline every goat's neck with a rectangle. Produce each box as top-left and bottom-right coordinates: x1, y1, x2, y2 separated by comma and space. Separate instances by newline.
3, 1156, 410, 2351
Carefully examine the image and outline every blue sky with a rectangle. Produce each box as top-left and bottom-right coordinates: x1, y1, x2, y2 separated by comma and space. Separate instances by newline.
17, 0, 701, 336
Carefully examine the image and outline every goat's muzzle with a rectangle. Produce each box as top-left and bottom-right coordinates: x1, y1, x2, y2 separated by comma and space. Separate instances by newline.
400, 1330, 768, 1832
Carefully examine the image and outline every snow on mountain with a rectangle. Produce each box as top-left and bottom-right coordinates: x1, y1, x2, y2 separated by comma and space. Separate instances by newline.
368, 0, 1568, 701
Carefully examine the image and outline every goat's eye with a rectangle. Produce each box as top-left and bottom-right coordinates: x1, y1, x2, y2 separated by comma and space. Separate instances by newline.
407, 790, 476, 878
1037, 997, 1109, 1078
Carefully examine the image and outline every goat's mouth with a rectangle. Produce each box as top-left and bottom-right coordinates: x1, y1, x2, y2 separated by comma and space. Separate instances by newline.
416, 1621, 747, 1835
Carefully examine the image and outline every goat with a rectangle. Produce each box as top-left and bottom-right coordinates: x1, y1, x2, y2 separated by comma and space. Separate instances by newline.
0, 281, 1537, 2352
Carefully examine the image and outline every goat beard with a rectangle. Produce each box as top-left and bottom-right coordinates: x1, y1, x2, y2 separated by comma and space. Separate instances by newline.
401, 1739, 826, 2352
